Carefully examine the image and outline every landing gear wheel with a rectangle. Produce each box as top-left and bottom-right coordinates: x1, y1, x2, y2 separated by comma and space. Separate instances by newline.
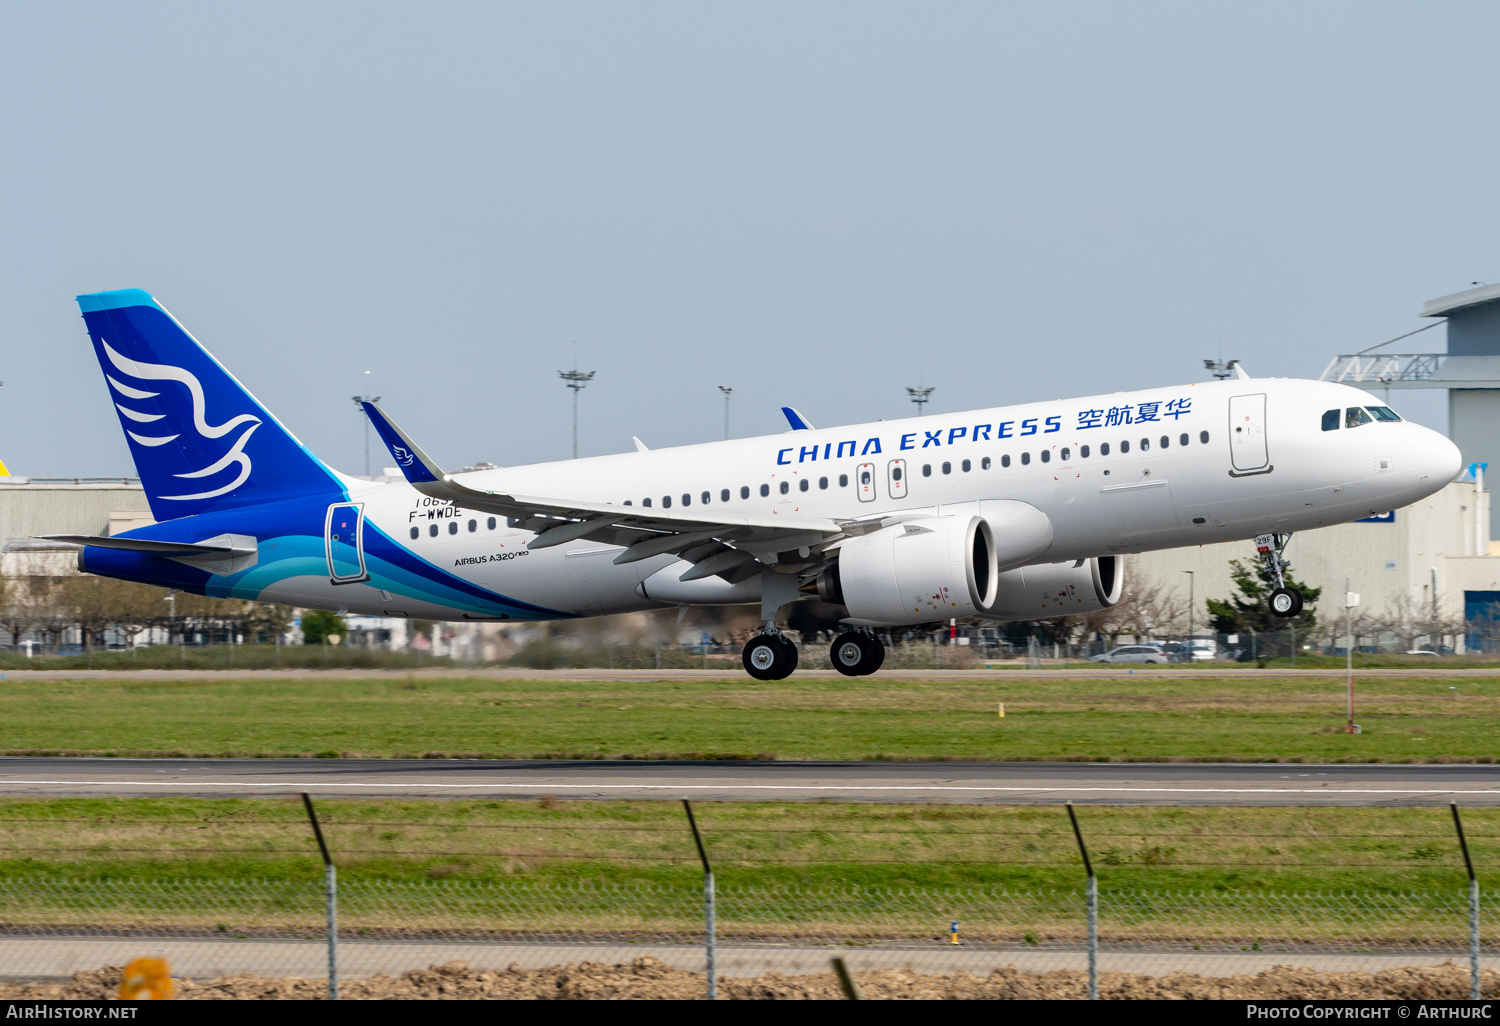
1269, 587, 1303, 618
831, 632, 868, 677
830, 631, 886, 676
743, 634, 798, 680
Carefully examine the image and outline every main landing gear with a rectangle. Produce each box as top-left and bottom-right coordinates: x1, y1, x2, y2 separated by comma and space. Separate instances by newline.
830, 629, 885, 677
743, 629, 799, 681
1256, 532, 1304, 618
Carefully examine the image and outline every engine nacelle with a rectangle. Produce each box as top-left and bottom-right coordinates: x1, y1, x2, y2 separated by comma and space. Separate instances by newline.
819, 515, 999, 626
980, 556, 1123, 621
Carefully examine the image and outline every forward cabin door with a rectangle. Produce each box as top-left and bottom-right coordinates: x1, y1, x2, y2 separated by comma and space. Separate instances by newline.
856, 462, 877, 502
1229, 393, 1269, 473
325, 502, 369, 584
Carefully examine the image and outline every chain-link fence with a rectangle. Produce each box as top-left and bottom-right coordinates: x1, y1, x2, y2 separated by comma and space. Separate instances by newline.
0, 799, 1497, 999
0, 878, 1495, 993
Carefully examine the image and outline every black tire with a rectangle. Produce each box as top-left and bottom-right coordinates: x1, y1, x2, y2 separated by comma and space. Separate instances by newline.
860, 634, 886, 675
830, 632, 867, 677
743, 634, 796, 680
1269, 587, 1304, 618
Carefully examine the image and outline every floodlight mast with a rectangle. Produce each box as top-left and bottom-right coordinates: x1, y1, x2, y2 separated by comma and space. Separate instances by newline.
905, 385, 935, 415
558, 365, 596, 459
718, 386, 734, 439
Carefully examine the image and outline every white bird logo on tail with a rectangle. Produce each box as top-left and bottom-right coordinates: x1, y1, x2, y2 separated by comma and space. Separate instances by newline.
102, 341, 262, 501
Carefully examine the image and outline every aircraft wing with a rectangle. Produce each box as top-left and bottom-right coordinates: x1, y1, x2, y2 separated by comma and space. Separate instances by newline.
361, 402, 862, 581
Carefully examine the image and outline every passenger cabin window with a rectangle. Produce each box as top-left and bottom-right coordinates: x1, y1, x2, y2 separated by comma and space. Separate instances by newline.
1001, 455, 1011, 467
682, 493, 691, 506
1101, 442, 1110, 456
1199, 431, 1209, 443
779, 481, 789, 494
488, 517, 497, 529
1040, 450, 1050, 463
799, 479, 809, 491
1061, 447, 1070, 460
1367, 406, 1402, 422
410, 527, 419, 540
721, 489, 730, 502
740, 486, 749, 499
643, 498, 652, 507
662, 496, 672, 508
1159, 435, 1169, 448
961, 459, 971, 472
860, 470, 871, 484
1020, 452, 1031, 465
1120, 440, 1130, 453
941, 462, 951, 474
1080, 445, 1090, 458
702, 491, 711, 504
1321, 409, 1340, 431
819, 476, 829, 489
468, 519, 477, 532
839, 474, 849, 487
1178, 433, 1188, 446
760, 484, 770, 497
1346, 407, 1373, 428
981, 457, 991, 470
922, 464, 932, 477
1140, 438, 1150, 451
448, 522, 458, 535
429, 524, 438, 537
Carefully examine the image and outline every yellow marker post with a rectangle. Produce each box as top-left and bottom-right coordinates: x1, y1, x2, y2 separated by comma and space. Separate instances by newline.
998, 702, 1005, 719
950, 920, 959, 945
119, 956, 173, 1000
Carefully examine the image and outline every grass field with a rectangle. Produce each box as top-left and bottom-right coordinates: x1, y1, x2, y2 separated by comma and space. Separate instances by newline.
1, 673, 1499, 762
0, 796, 1491, 895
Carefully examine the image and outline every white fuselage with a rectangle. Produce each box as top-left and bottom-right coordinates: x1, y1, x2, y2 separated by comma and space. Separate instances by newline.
262, 377, 1461, 621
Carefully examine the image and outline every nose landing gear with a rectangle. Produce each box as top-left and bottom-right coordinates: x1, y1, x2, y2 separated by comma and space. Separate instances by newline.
830, 629, 885, 677
742, 629, 799, 681
1257, 532, 1304, 618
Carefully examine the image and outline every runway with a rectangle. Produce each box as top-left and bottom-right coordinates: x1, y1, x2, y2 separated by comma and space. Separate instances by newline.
3, 756, 1500, 804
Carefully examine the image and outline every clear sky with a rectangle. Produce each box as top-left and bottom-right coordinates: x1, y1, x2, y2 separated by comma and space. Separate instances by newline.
2, 1, 1495, 477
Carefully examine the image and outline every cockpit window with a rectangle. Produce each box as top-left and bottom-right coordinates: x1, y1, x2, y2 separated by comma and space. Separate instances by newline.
1345, 407, 1372, 428
1366, 406, 1402, 422
1321, 409, 1340, 431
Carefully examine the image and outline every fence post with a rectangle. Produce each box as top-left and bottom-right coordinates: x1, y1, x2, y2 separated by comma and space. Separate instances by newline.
682, 799, 715, 1000
1066, 802, 1098, 1000
302, 793, 338, 1001
1452, 803, 1481, 1000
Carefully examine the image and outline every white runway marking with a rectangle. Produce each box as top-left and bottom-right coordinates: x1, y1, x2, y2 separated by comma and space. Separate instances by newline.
0, 779, 1494, 796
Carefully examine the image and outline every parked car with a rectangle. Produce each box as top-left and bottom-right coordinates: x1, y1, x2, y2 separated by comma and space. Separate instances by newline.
1405, 649, 1440, 657
1091, 645, 1169, 664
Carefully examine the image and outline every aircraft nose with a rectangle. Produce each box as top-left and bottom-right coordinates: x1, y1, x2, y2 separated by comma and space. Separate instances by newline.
1416, 425, 1463, 483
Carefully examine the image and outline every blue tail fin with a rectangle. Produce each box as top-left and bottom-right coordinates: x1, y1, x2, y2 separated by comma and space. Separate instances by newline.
78, 289, 344, 521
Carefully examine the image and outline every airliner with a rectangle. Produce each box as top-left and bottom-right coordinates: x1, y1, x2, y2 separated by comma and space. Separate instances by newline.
51, 289, 1461, 679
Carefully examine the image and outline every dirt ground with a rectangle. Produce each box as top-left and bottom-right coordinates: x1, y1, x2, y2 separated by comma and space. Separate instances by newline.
2, 958, 1495, 1000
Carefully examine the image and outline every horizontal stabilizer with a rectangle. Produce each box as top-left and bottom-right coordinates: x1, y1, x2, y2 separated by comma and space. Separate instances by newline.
39, 534, 246, 556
